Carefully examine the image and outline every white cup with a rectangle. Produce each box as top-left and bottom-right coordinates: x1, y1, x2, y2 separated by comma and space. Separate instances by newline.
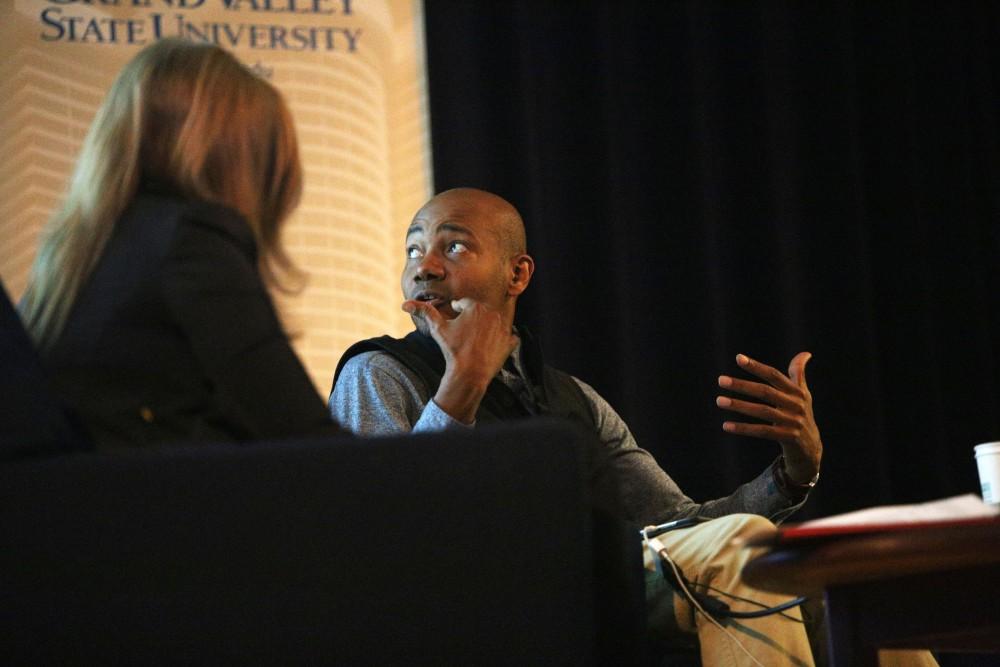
974, 442, 1000, 506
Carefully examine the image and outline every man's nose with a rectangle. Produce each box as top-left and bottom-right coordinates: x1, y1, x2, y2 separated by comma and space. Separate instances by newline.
415, 251, 444, 281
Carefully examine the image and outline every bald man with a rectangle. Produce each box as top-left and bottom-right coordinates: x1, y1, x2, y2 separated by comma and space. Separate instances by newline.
329, 189, 933, 667
332, 188, 821, 513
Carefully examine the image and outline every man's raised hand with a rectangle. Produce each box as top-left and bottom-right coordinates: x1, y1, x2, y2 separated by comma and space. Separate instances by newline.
716, 352, 822, 484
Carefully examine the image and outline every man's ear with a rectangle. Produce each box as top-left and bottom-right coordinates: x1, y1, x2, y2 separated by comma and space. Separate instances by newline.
508, 254, 534, 296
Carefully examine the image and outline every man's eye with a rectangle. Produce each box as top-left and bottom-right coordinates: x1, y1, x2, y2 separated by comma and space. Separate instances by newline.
447, 241, 468, 254
406, 246, 423, 259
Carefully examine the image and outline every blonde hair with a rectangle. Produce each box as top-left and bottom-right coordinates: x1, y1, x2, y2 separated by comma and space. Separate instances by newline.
21, 38, 303, 350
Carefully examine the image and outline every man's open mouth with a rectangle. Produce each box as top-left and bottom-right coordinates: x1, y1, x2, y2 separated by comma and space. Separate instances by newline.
414, 292, 448, 308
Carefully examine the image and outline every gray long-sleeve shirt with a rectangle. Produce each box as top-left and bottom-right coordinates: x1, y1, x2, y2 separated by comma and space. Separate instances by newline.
330, 344, 806, 526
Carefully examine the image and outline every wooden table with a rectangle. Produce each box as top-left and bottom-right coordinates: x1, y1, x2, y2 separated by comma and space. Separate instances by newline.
742, 516, 1000, 667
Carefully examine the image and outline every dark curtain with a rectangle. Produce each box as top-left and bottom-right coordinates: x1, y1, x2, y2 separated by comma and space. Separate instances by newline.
422, 1, 1000, 519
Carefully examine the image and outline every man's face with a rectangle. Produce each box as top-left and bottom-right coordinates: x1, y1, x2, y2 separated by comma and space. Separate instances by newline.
402, 194, 512, 332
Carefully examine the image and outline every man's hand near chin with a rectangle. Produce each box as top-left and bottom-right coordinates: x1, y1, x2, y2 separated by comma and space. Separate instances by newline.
402, 297, 517, 424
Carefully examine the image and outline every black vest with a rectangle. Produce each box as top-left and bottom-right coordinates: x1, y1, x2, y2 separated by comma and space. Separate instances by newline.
334, 328, 598, 431
333, 328, 628, 522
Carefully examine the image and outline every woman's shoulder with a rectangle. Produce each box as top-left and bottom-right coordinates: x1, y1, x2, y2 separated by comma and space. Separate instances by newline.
179, 198, 255, 251
128, 188, 256, 259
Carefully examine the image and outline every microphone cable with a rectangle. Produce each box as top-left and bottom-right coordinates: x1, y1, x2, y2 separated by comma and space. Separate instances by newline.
641, 520, 808, 621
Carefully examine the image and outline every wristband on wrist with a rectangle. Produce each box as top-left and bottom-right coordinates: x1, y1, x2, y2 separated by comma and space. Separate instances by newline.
774, 456, 819, 498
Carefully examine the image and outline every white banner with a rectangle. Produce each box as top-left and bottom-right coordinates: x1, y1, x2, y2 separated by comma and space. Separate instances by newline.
1, 0, 432, 392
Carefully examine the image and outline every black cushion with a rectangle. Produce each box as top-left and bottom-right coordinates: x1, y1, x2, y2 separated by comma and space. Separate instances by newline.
1, 420, 642, 665
0, 281, 92, 460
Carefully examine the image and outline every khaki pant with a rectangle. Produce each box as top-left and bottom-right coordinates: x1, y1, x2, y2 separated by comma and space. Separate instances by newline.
644, 514, 939, 667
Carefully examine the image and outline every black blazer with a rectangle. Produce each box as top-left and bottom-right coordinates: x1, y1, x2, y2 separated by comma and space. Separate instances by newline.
43, 189, 341, 448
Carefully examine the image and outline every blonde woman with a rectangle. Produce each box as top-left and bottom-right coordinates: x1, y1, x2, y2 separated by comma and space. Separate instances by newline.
20, 39, 341, 448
